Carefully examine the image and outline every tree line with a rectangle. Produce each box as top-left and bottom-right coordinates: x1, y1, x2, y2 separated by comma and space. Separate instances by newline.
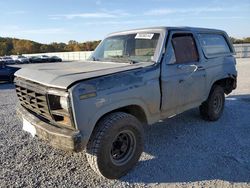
0, 37, 101, 56
0, 36, 250, 56
230, 37, 250, 44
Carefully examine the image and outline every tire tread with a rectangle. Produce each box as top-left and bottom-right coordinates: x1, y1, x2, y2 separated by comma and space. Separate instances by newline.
86, 112, 141, 178
199, 85, 225, 121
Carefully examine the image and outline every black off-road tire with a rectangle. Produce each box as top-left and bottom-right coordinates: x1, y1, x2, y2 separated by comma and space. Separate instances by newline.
199, 85, 225, 121
86, 112, 144, 179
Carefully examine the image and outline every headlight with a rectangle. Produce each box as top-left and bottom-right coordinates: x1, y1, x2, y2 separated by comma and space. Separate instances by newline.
47, 90, 74, 129
60, 96, 69, 111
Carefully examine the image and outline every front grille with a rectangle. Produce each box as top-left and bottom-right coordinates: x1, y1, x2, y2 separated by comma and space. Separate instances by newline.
15, 78, 53, 122
15, 78, 75, 129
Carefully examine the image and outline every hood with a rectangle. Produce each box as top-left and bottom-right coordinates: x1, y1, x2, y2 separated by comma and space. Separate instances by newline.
14, 61, 152, 89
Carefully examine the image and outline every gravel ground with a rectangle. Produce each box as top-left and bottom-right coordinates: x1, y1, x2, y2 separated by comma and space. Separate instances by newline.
0, 59, 250, 187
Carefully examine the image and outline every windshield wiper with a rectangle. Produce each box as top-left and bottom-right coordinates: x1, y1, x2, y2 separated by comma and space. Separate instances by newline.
128, 59, 139, 64
107, 55, 139, 64
89, 56, 100, 61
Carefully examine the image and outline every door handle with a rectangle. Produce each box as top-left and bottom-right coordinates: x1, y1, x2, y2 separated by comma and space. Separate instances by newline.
177, 64, 198, 72
178, 64, 198, 84
197, 66, 205, 71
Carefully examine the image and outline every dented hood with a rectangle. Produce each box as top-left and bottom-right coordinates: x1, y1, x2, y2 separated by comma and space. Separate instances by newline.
14, 61, 150, 89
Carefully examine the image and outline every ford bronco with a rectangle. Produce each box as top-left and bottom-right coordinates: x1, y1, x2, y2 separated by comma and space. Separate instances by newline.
14, 27, 237, 179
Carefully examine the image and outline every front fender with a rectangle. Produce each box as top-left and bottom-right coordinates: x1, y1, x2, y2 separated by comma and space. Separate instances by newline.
89, 98, 151, 125
69, 65, 161, 142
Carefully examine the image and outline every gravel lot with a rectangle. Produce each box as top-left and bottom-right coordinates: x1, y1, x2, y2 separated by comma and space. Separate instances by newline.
1, 59, 250, 187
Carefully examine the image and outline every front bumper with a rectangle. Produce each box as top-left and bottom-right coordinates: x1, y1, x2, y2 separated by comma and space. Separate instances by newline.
17, 105, 87, 152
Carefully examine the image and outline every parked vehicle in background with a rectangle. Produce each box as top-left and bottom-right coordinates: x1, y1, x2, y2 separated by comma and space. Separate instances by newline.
49, 56, 62, 62
29, 56, 44, 63
39, 55, 50, 62
12, 55, 30, 64
1, 56, 16, 64
0, 61, 20, 82
14, 26, 237, 179
0, 57, 4, 63
29, 55, 62, 63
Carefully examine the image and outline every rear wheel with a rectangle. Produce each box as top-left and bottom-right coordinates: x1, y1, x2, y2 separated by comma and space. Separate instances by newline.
86, 112, 144, 179
199, 85, 225, 121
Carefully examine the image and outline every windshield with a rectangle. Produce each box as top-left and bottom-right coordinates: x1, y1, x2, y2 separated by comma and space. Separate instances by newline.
90, 33, 160, 63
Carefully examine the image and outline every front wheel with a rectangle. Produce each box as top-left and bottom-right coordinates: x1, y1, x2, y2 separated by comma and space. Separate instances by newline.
199, 85, 225, 121
86, 112, 144, 179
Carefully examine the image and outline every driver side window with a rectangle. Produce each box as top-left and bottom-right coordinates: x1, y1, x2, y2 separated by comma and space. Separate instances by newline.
171, 33, 199, 64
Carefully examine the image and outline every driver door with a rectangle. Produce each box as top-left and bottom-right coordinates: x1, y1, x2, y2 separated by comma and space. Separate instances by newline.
161, 31, 206, 117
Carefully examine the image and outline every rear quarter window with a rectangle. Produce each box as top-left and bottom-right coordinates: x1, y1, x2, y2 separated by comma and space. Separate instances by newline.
199, 34, 232, 57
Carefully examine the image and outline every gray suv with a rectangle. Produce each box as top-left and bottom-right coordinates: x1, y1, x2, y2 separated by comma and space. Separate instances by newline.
14, 27, 237, 179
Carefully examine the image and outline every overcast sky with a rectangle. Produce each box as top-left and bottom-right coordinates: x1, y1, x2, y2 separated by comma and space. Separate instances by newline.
0, 0, 249, 44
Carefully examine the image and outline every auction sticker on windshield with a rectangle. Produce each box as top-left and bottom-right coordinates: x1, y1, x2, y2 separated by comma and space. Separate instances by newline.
23, 118, 36, 137
135, 33, 154, 39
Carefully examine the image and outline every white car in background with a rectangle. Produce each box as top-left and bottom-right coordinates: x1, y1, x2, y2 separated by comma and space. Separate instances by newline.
1, 56, 16, 64
11, 55, 30, 64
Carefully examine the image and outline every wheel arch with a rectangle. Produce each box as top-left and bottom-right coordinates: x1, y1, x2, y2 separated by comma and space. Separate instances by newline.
211, 75, 237, 95
96, 104, 148, 125
85, 100, 150, 143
